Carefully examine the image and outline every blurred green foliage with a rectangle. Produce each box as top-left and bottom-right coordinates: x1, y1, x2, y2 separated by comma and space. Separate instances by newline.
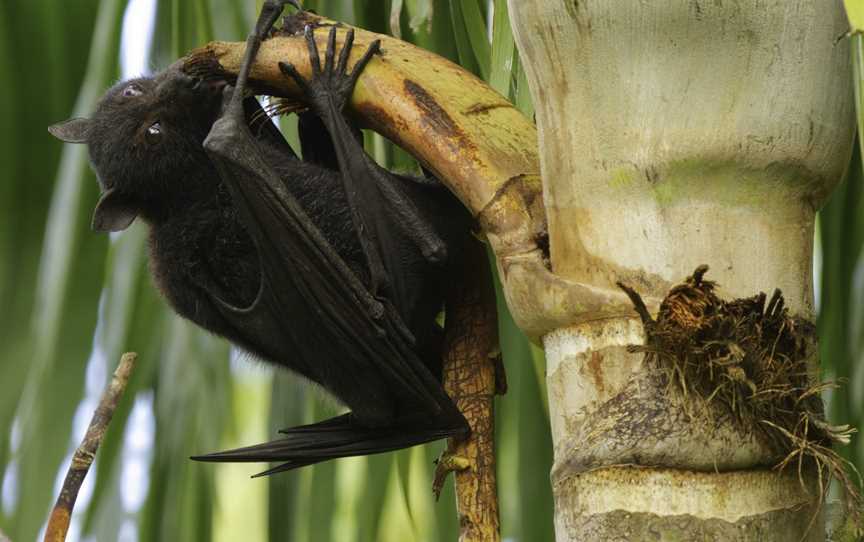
823, 32, 864, 494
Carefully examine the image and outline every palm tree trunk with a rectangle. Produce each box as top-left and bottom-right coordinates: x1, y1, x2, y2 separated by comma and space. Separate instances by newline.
505, 1, 855, 540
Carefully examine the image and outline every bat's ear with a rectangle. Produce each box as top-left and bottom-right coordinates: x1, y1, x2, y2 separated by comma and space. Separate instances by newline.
92, 189, 137, 232
48, 118, 91, 144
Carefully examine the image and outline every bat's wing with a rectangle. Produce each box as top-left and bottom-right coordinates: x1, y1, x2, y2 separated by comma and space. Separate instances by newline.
195, 94, 464, 469
202, 98, 459, 421
297, 110, 367, 169
297, 111, 336, 167
193, 1, 465, 471
193, 413, 461, 476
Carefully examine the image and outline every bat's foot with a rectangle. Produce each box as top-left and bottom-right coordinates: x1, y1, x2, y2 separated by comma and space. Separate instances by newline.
229, 0, 304, 116
278, 26, 381, 116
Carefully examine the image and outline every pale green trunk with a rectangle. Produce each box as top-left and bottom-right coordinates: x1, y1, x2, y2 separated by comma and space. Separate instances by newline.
503, 1, 854, 540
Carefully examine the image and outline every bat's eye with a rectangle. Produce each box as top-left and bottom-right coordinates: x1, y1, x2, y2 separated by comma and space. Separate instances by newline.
123, 84, 144, 97
145, 122, 162, 144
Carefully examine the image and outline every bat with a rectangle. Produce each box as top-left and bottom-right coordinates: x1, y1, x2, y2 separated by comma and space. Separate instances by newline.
48, 0, 469, 475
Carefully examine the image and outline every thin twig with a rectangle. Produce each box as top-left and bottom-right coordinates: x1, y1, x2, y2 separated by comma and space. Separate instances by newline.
43, 352, 138, 542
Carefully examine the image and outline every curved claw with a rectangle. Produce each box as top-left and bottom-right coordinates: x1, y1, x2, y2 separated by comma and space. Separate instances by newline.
304, 25, 321, 74
349, 39, 382, 88
324, 26, 338, 73
279, 61, 309, 93
293, 25, 382, 112
337, 29, 355, 74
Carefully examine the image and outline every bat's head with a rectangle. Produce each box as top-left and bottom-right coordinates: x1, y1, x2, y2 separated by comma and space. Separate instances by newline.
49, 64, 228, 232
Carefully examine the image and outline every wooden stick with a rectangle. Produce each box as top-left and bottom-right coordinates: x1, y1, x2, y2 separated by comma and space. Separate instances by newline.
435, 239, 503, 542
43, 352, 138, 542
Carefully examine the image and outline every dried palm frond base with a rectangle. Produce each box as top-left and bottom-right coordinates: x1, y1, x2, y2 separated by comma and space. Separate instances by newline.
618, 266, 862, 528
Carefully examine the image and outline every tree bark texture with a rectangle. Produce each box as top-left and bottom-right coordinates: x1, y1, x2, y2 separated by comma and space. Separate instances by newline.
506, 1, 855, 540
439, 237, 503, 542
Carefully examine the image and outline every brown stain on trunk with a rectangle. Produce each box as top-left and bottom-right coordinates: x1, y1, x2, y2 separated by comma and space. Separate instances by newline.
586, 351, 605, 393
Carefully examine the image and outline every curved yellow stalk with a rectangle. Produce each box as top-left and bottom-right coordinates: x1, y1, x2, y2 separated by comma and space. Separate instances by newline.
183, 12, 545, 269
